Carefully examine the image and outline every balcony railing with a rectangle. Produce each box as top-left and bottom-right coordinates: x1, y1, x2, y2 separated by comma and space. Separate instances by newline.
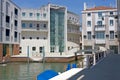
6, 36, 10, 41
95, 25, 106, 31
14, 26, 17, 30
95, 39, 105, 44
67, 29, 80, 34
6, 23, 10, 28
14, 38, 17, 42
15, 15, 18, 19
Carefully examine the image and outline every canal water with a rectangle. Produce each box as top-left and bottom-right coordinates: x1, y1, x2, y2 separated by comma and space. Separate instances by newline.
0, 62, 78, 80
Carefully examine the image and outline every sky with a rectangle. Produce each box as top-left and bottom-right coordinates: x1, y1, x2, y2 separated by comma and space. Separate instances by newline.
12, 0, 116, 15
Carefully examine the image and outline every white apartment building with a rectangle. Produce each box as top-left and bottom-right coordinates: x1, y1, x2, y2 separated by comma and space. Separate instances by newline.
0, 0, 21, 62
82, 4, 119, 54
20, 4, 80, 58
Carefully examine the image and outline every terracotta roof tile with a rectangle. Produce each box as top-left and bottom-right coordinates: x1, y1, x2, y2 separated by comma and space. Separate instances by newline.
85, 6, 116, 11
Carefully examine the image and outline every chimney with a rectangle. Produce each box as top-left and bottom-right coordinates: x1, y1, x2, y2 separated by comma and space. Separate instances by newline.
84, 2, 87, 10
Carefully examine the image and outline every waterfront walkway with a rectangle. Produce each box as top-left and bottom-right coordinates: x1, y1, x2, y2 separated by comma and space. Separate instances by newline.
69, 54, 120, 80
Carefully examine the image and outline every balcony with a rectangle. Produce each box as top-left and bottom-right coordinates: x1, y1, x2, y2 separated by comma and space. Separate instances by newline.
67, 20, 80, 26
6, 23, 10, 28
14, 26, 17, 30
67, 29, 80, 34
22, 27, 48, 32
6, 36, 10, 41
95, 25, 106, 31
95, 39, 105, 44
14, 38, 17, 42
15, 15, 18, 19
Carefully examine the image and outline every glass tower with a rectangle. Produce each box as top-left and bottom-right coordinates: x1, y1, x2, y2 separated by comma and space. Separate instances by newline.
50, 8, 65, 53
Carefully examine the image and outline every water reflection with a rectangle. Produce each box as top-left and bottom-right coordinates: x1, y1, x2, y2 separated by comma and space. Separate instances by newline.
0, 62, 70, 80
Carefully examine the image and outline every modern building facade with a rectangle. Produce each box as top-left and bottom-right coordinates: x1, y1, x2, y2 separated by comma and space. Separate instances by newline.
0, 0, 21, 62
20, 4, 80, 58
82, 4, 119, 54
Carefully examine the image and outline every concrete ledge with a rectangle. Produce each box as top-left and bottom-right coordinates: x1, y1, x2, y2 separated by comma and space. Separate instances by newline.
10, 55, 83, 62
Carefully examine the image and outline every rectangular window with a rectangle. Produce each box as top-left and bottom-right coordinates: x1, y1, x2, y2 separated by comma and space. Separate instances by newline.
37, 13, 40, 16
95, 31, 105, 39
14, 32, 17, 38
50, 47, 55, 52
22, 23, 26, 28
32, 47, 36, 51
87, 32, 91, 40
97, 21, 102, 25
29, 23, 33, 28
14, 8, 18, 15
29, 13, 33, 17
110, 20, 114, 26
14, 20, 18, 26
87, 21, 91, 27
39, 47, 43, 53
110, 12, 113, 15
87, 13, 91, 16
43, 24, 46, 28
6, 29, 10, 36
98, 12, 102, 17
110, 31, 114, 39
6, 15, 10, 23
43, 13, 46, 18
22, 12, 26, 17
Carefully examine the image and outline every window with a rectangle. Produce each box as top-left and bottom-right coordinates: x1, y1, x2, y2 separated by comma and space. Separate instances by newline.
68, 47, 70, 50
22, 23, 26, 28
43, 37, 46, 40
110, 31, 114, 39
87, 21, 91, 27
98, 12, 102, 17
29, 13, 33, 17
110, 12, 113, 15
22, 37, 25, 39
37, 37, 39, 39
14, 20, 18, 26
95, 31, 105, 39
29, 23, 33, 28
14, 8, 18, 15
97, 21, 102, 25
43, 24, 46, 28
30, 37, 32, 39
22, 12, 26, 17
87, 13, 91, 16
110, 20, 114, 26
14, 32, 17, 38
32, 47, 36, 51
50, 47, 55, 52
39, 47, 43, 53
6, 29, 10, 36
6, 15, 10, 23
87, 32, 91, 40
84, 35, 86, 39
43, 13, 46, 18
37, 13, 40, 16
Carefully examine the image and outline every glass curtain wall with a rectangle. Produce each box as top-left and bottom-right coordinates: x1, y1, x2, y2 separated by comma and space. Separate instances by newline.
50, 8, 65, 53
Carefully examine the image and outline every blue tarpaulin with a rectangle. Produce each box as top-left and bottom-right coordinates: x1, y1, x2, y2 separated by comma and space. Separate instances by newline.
37, 70, 58, 80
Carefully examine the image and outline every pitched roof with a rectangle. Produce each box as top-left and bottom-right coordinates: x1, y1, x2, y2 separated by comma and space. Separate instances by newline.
85, 6, 116, 11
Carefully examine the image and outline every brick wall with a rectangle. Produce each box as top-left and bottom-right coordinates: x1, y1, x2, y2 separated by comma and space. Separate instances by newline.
13, 44, 19, 55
